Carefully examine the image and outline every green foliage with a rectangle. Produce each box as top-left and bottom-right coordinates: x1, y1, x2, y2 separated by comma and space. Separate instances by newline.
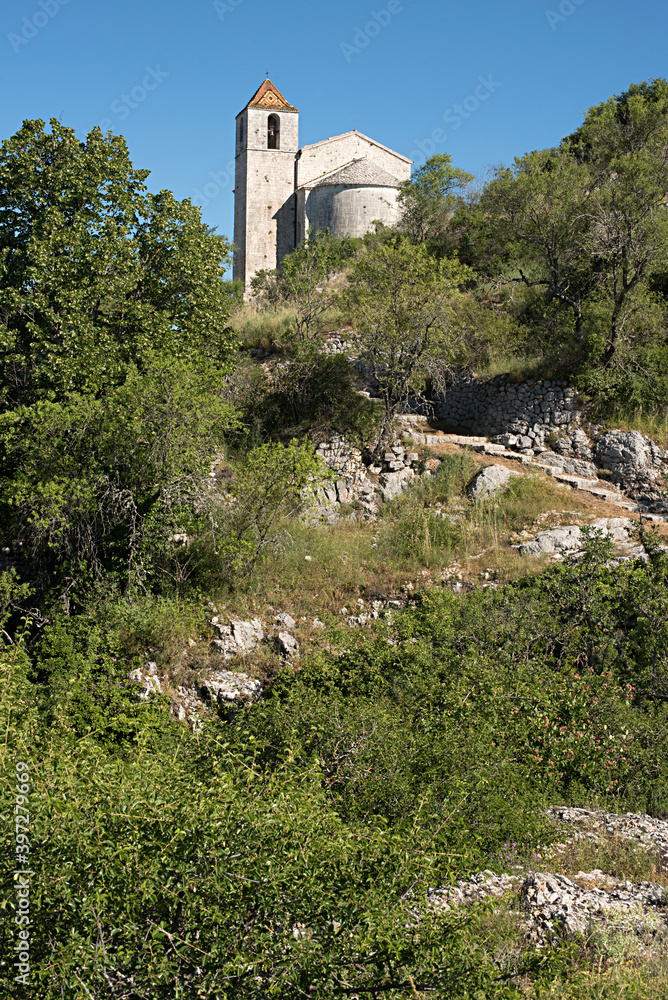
2, 724, 527, 999
219, 438, 330, 578
0, 119, 240, 600
279, 229, 347, 342
460, 78, 668, 402
242, 534, 668, 833
576, 338, 668, 414
1, 358, 239, 596
0, 119, 237, 408
477, 148, 596, 349
343, 238, 473, 453
398, 152, 473, 251
32, 615, 174, 749
3, 536, 668, 996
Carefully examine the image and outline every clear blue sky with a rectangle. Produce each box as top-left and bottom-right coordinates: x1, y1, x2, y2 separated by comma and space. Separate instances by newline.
2, 0, 667, 267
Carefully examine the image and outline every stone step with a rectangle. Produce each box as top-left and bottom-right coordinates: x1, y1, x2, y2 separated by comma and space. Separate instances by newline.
548, 471, 602, 490
546, 471, 637, 506
438, 434, 489, 446
406, 429, 490, 447
471, 442, 506, 455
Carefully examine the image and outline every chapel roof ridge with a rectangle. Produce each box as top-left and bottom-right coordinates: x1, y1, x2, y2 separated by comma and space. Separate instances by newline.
299, 156, 402, 190
299, 129, 412, 163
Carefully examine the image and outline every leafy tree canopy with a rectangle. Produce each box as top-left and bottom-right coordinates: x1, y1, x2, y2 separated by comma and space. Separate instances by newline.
0, 120, 240, 598
397, 152, 473, 249
0, 119, 237, 409
343, 237, 472, 453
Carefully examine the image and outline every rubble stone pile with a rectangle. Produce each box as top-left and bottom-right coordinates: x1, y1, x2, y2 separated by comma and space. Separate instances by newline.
596, 430, 668, 504
426, 807, 668, 951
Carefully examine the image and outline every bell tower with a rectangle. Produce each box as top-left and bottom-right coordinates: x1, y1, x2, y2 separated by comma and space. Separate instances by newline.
233, 80, 299, 290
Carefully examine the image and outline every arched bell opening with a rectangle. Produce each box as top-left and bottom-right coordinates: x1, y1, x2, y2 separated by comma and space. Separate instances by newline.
267, 114, 280, 149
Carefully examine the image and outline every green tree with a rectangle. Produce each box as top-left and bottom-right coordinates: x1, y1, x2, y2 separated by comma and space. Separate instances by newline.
0, 119, 236, 408
0, 120, 240, 598
397, 153, 473, 250
279, 229, 344, 343
343, 238, 472, 455
221, 438, 329, 577
566, 80, 668, 357
1, 359, 238, 598
479, 149, 597, 349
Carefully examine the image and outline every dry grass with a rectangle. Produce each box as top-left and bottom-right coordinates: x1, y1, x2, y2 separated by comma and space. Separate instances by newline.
228, 301, 297, 349
206, 456, 595, 633
229, 299, 348, 351
522, 960, 668, 999
538, 827, 668, 888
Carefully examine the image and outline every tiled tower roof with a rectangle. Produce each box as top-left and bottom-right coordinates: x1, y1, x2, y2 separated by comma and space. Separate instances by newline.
243, 79, 298, 113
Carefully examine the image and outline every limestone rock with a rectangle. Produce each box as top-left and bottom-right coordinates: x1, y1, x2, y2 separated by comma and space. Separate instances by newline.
520, 518, 645, 560
277, 632, 300, 659
198, 671, 262, 705
519, 525, 583, 557
211, 618, 264, 659
275, 611, 297, 630
380, 466, 414, 501
595, 430, 667, 500
468, 465, 519, 500
596, 430, 665, 471
534, 451, 599, 479
426, 802, 668, 952
127, 663, 163, 700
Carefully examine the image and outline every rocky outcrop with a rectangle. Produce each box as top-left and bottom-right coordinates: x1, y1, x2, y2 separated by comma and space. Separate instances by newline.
533, 451, 600, 479
468, 465, 520, 500
197, 670, 262, 706
127, 661, 162, 700
596, 430, 668, 503
277, 632, 300, 659
519, 518, 648, 560
427, 806, 668, 951
427, 869, 666, 950
521, 871, 666, 947
380, 466, 415, 501
519, 525, 585, 558
211, 618, 264, 659
548, 806, 668, 863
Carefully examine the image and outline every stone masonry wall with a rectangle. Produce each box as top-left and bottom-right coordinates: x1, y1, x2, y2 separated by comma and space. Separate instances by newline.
304, 184, 401, 239
233, 107, 299, 286
431, 375, 583, 447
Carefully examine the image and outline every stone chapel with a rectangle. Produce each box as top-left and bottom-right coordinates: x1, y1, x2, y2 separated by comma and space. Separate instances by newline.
233, 79, 412, 289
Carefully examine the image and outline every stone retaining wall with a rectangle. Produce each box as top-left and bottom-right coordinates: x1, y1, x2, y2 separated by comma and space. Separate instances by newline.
430, 375, 583, 445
